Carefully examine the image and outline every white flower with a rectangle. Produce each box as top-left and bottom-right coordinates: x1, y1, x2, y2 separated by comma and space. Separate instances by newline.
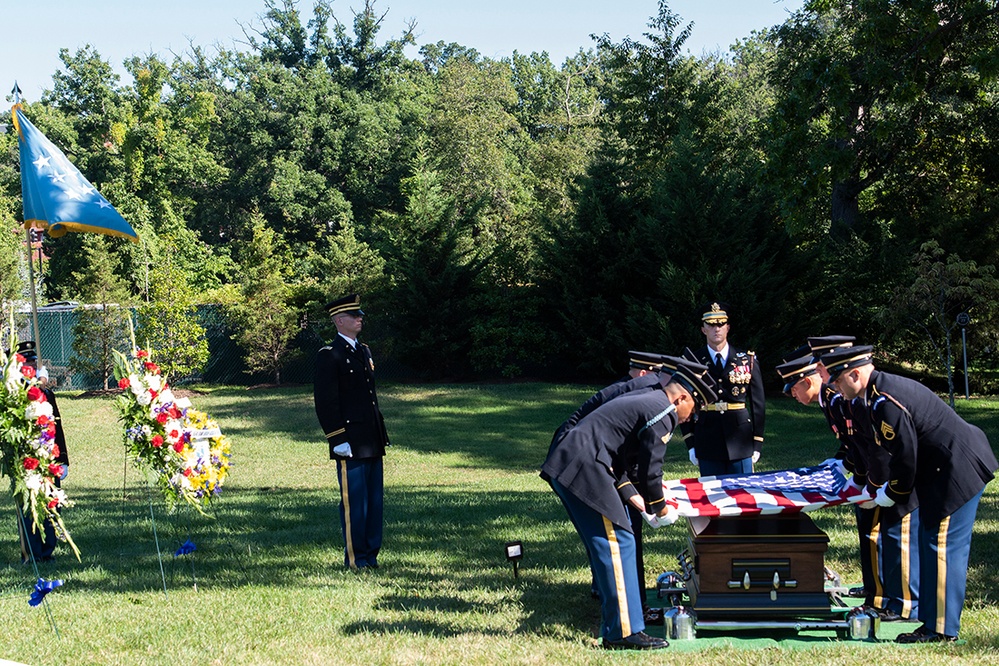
5, 363, 22, 392
136, 391, 152, 406
26, 400, 54, 421
129, 374, 144, 395
146, 374, 162, 391
158, 388, 175, 404
175, 397, 192, 409
24, 473, 43, 491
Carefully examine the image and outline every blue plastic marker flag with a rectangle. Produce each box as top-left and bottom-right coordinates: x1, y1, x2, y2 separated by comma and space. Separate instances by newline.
12, 105, 138, 242
29, 578, 63, 607
174, 539, 197, 557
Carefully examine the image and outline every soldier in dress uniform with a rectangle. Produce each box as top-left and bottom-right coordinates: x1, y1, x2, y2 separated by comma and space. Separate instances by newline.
313, 294, 390, 570
15, 341, 69, 563
776, 338, 919, 622
826, 345, 996, 643
542, 358, 717, 650
548, 351, 674, 624
683, 302, 766, 475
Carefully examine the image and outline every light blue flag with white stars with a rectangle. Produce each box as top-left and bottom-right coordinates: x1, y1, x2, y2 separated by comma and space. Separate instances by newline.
12, 105, 138, 242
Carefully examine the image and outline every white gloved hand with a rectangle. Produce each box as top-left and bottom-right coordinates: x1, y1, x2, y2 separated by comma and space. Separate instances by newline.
874, 485, 896, 508
858, 500, 878, 510
641, 511, 663, 528
844, 477, 865, 494
752, 450, 761, 464
820, 457, 847, 475
657, 505, 679, 526
332, 442, 353, 458
688, 449, 698, 466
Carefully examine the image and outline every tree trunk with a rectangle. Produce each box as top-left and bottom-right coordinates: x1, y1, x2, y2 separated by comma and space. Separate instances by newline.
830, 180, 861, 241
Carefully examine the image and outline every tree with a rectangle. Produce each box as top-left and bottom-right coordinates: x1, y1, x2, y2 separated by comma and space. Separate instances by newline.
135, 252, 209, 381
228, 215, 299, 385
879, 240, 999, 404
69, 236, 134, 389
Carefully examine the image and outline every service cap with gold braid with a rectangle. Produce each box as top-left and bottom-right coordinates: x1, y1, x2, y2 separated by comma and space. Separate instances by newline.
628, 350, 668, 372
663, 356, 718, 408
701, 301, 729, 325
16, 340, 38, 361
325, 293, 365, 317
775, 354, 819, 395
807, 335, 856, 360
822, 345, 874, 382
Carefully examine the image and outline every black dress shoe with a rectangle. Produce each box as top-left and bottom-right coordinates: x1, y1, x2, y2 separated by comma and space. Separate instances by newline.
602, 632, 669, 650
896, 625, 956, 644
873, 608, 903, 622
848, 586, 867, 598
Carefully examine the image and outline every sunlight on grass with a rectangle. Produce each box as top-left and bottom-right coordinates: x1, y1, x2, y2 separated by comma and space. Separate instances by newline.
1, 386, 997, 664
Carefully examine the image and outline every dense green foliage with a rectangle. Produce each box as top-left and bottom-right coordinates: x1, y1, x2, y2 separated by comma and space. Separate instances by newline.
4, 0, 999, 385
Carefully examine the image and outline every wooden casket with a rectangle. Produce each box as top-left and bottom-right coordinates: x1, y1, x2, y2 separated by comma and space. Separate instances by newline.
681, 513, 834, 619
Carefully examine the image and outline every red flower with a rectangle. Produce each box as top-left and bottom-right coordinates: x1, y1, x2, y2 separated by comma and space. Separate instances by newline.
168, 406, 181, 419
23, 457, 39, 470
48, 464, 64, 477
47, 499, 59, 509
156, 412, 168, 424
118, 377, 131, 389
144, 361, 159, 374
169, 429, 180, 440
51, 444, 60, 458
46, 423, 56, 437
151, 435, 164, 448
14, 353, 25, 363
149, 389, 159, 399
37, 414, 51, 426
136, 350, 149, 359
21, 365, 36, 379
26, 386, 46, 402
183, 468, 193, 477
173, 441, 184, 453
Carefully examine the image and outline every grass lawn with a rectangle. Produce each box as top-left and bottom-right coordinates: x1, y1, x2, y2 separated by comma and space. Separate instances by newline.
2, 383, 999, 665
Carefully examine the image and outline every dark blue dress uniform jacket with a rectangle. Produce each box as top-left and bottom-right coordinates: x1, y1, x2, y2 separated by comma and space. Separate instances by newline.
542, 390, 680, 531
314, 336, 389, 460
867, 370, 996, 525
683, 346, 766, 462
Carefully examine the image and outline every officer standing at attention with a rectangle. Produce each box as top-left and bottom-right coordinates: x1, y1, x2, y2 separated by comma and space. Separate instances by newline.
683, 302, 766, 475
314, 294, 390, 570
542, 358, 717, 650
826, 345, 996, 643
16, 341, 69, 563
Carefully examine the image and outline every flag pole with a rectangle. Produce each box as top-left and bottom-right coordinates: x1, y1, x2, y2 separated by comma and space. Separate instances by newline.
12, 82, 43, 359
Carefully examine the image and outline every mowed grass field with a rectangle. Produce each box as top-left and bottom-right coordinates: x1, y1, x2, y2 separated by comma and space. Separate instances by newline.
2, 383, 999, 665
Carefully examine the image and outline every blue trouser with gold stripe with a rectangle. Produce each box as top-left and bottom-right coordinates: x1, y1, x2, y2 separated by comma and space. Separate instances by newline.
551, 478, 645, 641
918, 488, 983, 637
336, 458, 383, 568
856, 505, 919, 618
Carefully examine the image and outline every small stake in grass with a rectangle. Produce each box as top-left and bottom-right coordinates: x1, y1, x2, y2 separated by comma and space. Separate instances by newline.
505, 541, 523, 579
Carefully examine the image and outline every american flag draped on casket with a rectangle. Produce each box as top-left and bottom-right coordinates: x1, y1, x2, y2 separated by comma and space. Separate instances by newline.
662, 463, 873, 518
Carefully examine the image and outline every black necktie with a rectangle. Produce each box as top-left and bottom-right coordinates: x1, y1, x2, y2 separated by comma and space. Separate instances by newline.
714, 353, 723, 370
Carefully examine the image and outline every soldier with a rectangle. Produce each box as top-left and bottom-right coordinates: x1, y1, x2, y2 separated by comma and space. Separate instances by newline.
314, 294, 390, 570
683, 302, 766, 475
776, 339, 919, 622
542, 358, 717, 650
826, 345, 996, 643
15, 341, 69, 563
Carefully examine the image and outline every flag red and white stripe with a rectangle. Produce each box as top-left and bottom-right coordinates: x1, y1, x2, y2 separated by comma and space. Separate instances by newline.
662, 463, 872, 518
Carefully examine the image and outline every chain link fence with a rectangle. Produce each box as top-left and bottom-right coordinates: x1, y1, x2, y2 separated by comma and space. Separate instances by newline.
9, 303, 411, 391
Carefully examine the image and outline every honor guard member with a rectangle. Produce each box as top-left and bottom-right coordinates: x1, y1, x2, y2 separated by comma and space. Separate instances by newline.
542, 358, 717, 650
826, 346, 996, 643
683, 302, 766, 475
15, 341, 70, 563
547, 351, 676, 624
314, 294, 390, 570
777, 343, 918, 621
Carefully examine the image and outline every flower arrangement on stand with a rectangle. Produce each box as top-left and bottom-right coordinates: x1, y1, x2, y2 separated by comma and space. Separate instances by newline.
113, 347, 231, 513
0, 336, 79, 559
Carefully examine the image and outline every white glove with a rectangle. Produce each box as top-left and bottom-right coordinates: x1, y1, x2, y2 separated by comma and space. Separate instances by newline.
874, 485, 896, 508
859, 500, 878, 510
820, 457, 847, 475
752, 451, 761, 464
656, 505, 679, 526
641, 511, 663, 528
332, 442, 353, 458
688, 449, 698, 466
844, 477, 865, 494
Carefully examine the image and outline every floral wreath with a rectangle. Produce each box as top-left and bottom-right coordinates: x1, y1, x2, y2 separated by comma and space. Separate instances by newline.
113, 348, 232, 512
0, 335, 79, 559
